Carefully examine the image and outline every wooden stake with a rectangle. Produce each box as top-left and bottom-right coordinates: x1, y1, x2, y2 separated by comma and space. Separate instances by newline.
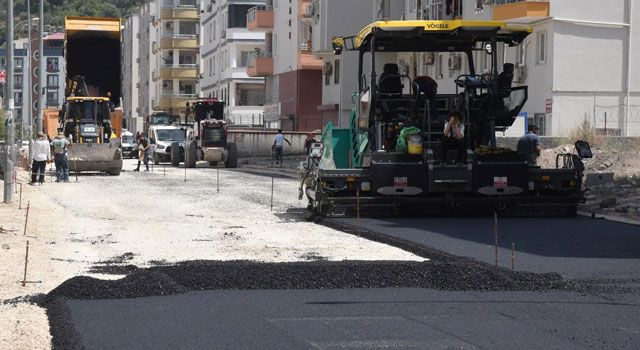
494, 212, 499, 267
22, 241, 29, 287
356, 189, 361, 236
23, 201, 30, 236
184, 165, 187, 182
163, 165, 166, 177
217, 168, 220, 193
18, 183, 23, 209
270, 177, 274, 211
511, 242, 516, 271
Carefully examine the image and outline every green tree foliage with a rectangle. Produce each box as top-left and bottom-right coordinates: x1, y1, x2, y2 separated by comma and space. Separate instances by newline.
0, 0, 147, 47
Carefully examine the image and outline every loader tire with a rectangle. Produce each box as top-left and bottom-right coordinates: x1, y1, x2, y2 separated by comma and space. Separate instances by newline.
170, 142, 180, 167
225, 142, 238, 168
185, 141, 197, 169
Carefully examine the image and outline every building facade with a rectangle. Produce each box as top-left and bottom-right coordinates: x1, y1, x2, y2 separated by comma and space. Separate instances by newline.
310, 0, 639, 137
246, 0, 323, 131
201, 0, 267, 127
123, 0, 200, 130
1, 34, 65, 136
122, 15, 142, 133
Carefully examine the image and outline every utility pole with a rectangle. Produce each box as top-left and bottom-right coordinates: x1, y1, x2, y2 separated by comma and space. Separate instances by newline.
36, 0, 44, 134
4, 0, 16, 203
23, 0, 33, 147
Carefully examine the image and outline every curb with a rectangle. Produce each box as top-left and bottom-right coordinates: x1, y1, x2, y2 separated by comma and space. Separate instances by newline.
577, 211, 640, 226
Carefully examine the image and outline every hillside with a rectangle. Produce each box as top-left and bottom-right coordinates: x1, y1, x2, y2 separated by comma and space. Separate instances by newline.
1, 0, 146, 46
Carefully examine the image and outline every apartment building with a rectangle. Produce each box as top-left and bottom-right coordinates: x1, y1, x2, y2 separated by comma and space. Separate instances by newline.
245, 0, 323, 131
201, 0, 267, 126
312, 0, 639, 137
124, 0, 200, 128
122, 15, 142, 133
311, 0, 405, 128
1, 34, 66, 131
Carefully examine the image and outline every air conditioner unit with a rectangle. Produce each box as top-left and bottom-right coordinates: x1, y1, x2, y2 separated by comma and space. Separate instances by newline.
136, 33, 141, 39
136, 58, 140, 63
136, 107, 140, 113
152, 42, 158, 54
221, 30, 226, 39
150, 16, 157, 26
136, 82, 140, 88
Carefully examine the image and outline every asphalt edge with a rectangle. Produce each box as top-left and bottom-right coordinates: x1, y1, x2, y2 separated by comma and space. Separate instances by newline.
45, 297, 84, 350
578, 211, 640, 226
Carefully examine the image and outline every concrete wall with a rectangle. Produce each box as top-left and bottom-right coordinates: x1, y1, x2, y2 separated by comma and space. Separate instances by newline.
228, 129, 320, 156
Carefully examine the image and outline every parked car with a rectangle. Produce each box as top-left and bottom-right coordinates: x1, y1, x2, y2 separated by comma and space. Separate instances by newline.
148, 125, 186, 164
121, 129, 136, 159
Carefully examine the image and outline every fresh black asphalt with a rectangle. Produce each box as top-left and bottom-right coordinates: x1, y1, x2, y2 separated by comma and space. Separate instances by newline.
41, 216, 640, 349
330, 216, 640, 280
62, 288, 639, 350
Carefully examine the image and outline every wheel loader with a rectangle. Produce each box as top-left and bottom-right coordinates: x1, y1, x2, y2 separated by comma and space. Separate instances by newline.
300, 20, 592, 217
44, 17, 124, 176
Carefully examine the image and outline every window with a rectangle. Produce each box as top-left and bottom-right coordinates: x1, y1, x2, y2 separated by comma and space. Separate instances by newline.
228, 5, 253, 28
14, 58, 24, 71
334, 59, 340, 84
47, 58, 59, 71
15, 74, 23, 88
47, 75, 59, 87
237, 84, 265, 106
516, 42, 527, 67
239, 51, 250, 67
537, 31, 547, 64
529, 113, 549, 136
273, 34, 278, 55
324, 63, 331, 86
46, 91, 59, 106
14, 92, 23, 105
436, 54, 444, 79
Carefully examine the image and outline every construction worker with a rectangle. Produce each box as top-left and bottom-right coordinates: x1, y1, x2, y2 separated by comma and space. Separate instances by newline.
134, 133, 151, 172
272, 129, 291, 166
51, 131, 71, 182
30, 132, 51, 185
517, 124, 542, 166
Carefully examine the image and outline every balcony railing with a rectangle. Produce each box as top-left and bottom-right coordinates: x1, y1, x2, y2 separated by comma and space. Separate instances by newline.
161, 93, 198, 98
161, 63, 198, 68
495, 0, 540, 4
247, 5, 272, 22
162, 33, 198, 39
246, 51, 272, 67
162, 1, 197, 9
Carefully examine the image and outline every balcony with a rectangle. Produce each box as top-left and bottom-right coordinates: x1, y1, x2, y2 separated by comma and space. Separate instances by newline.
493, 0, 550, 23
159, 64, 199, 79
160, 34, 199, 49
154, 94, 198, 110
247, 5, 274, 32
298, 1, 314, 23
160, 1, 199, 20
298, 53, 322, 71
246, 52, 273, 77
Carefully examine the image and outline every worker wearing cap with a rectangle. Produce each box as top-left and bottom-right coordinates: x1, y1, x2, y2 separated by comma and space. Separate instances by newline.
51, 131, 71, 182
30, 132, 51, 185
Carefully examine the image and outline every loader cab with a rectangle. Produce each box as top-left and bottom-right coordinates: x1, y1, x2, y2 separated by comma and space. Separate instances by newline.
62, 97, 113, 143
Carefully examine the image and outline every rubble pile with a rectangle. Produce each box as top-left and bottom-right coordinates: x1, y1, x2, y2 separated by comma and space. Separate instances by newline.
539, 144, 640, 220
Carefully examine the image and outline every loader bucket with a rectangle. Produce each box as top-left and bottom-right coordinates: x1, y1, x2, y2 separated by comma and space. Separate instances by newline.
67, 143, 123, 176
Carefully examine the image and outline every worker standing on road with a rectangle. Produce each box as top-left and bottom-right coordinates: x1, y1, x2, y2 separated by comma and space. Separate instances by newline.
51, 131, 71, 183
272, 129, 291, 166
517, 124, 542, 166
134, 133, 151, 172
30, 132, 51, 185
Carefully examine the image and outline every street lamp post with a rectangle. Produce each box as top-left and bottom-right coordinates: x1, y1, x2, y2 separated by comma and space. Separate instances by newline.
14, 16, 40, 147
4, 0, 15, 203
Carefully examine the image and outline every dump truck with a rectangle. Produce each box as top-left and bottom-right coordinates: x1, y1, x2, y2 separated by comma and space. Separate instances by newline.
46, 17, 124, 175
300, 20, 592, 217
172, 98, 238, 168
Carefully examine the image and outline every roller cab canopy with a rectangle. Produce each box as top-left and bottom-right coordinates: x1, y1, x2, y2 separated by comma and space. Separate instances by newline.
332, 20, 532, 54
